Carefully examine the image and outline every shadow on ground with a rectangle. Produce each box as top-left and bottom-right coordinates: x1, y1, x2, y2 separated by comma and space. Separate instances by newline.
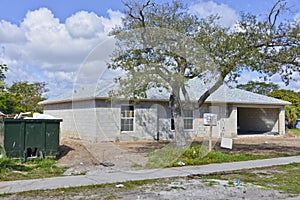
56, 145, 74, 159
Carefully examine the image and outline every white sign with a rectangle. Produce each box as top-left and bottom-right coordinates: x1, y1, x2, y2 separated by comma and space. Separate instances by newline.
203, 113, 217, 126
221, 137, 233, 149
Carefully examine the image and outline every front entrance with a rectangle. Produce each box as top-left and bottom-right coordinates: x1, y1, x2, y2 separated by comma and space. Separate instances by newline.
237, 107, 279, 135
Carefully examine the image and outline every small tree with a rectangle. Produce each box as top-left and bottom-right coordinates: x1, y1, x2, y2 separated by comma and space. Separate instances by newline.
8, 81, 48, 113
109, 0, 300, 146
268, 89, 300, 125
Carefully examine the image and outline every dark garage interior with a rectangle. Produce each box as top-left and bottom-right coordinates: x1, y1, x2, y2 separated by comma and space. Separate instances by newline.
237, 107, 279, 135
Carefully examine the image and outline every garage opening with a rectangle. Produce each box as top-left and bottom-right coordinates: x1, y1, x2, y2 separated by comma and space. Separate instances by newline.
237, 107, 279, 135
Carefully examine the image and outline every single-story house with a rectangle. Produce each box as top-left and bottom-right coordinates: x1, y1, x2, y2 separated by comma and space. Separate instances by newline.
39, 78, 290, 142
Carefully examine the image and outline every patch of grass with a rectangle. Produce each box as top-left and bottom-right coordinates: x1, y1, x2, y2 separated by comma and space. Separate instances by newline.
146, 144, 186, 168
202, 179, 217, 187
205, 163, 300, 194
146, 144, 274, 168
0, 157, 67, 181
286, 128, 300, 136
131, 162, 143, 168
227, 180, 234, 186
170, 185, 186, 190
1, 178, 162, 199
103, 193, 119, 200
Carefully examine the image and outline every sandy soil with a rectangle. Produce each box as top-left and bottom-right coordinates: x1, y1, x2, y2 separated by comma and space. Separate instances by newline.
4, 177, 300, 200
57, 134, 300, 175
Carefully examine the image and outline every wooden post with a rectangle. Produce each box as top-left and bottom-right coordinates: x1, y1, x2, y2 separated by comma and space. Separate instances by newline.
209, 115, 213, 152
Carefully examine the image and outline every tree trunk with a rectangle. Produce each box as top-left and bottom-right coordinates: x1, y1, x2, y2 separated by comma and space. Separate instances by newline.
170, 86, 186, 147
173, 113, 186, 147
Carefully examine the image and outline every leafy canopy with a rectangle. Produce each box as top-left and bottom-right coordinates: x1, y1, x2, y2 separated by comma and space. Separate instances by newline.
268, 89, 300, 123
8, 81, 48, 113
236, 81, 279, 95
110, 0, 300, 105
0, 64, 48, 114
109, 0, 300, 145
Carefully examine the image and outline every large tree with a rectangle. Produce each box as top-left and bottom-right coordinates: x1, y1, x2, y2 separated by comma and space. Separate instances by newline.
109, 0, 300, 146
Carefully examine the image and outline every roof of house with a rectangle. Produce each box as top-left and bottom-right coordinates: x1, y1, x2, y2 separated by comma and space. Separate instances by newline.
40, 77, 290, 106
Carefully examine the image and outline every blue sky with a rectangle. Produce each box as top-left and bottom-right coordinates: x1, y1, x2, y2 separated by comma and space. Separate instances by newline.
0, 0, 299, 98
0, 0, 124, 24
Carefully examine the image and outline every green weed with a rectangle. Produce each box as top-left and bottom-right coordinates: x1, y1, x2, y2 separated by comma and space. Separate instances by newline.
146, 144, 273, 168
0, 157, 66, 181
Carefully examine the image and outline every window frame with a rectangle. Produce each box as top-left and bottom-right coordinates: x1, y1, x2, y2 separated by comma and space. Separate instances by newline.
183, 110, 194, 130
170, 109, 194, 131
120, 105, 135, 132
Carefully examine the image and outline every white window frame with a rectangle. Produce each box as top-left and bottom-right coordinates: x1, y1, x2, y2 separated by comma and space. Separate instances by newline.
170, 110, 194, 130
183, 110, 194, 130
121, 105, 135, 132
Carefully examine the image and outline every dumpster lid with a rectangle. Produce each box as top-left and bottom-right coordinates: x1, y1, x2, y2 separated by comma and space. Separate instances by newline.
30, 113, 62, 120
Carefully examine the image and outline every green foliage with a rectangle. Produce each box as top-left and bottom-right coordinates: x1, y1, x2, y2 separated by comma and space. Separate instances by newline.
8, 81, 48, 113
268, 89, 300, 123
173, 148, 271, 167
146, 144, 273, 168
286, 128, 300, 136
0, 157, 66, 181
0, 91, 17, 114
146, 144, 186, 168
0, 63, 49, 114
0, 64, 7, 84
236, 81, 279, 95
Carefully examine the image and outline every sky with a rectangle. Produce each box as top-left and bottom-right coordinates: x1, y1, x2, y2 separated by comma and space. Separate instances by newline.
0, 0, 299, 98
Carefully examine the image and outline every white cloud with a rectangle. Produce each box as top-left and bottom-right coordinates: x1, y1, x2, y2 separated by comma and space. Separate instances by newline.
0, 20, 27, 43
0, 8, 124, 97
232, 71, 300, 92
189, 0, 238, 27
66, 11, 104, 39
99, 9, 123, 33
271, 72, 300, 92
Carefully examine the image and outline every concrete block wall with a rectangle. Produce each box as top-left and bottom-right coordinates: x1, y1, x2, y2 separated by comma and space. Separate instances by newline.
223, 105, 238, 137
95, 101, 169, 141
279, 106, 285, 135
134, 103, 158, 140
44, 99, 286, 141
43, 102, 77, 139
44, 100, 98, 141
193, 104, 235, 139
95, 106, 120, 141
238, 107, 279, 133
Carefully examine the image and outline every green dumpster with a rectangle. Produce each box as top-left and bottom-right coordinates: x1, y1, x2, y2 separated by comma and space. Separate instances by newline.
1, 118, 62, 158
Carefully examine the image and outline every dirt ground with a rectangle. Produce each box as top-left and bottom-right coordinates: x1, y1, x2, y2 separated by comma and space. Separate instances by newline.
4, 177, 300, 200
4, 134, 299, 200
57, 133, 300, 175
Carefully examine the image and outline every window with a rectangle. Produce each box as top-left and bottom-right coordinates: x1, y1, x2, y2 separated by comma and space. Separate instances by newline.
121, 105, 134, 131
183, 110, 193, 130
170, 110, 194, 130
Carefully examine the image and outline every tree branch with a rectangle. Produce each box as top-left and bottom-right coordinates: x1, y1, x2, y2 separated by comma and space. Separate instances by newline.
198, 76, 224, 107
268, 0, 287, 30
122, 0, 153, 27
